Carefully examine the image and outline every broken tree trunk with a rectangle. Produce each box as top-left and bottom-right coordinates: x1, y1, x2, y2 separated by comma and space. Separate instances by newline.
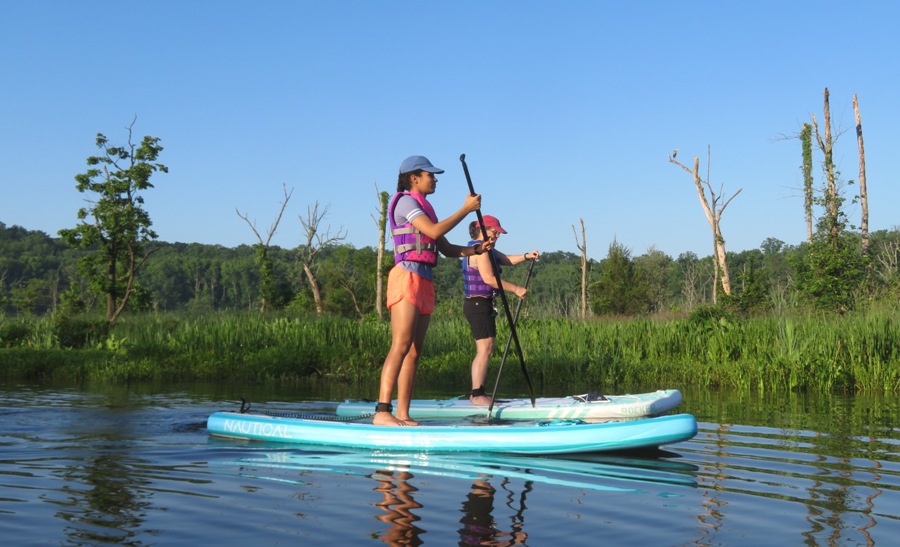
670, 149, 741, 300
572, 218, 588, 319
812, 87, 840, 244
854, 94, 869, 260
372, 181, 389, 319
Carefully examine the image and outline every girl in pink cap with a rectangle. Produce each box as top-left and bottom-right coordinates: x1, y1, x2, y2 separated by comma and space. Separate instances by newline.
462, 216, 539, 406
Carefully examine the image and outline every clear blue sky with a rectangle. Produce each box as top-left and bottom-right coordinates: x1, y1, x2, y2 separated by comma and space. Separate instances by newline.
2, 1, 897, 261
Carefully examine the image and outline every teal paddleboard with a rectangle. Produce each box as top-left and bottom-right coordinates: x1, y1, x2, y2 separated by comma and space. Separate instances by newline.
206, 411, 697, 455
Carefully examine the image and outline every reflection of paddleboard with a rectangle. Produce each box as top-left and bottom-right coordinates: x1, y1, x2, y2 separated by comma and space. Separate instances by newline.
206, 410, 697, 455
336, 389, 682, 420
213, 446, 698, 492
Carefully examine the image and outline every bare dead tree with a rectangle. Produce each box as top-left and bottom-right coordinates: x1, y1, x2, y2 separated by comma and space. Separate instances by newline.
875, 239, 900, 285
854, 94, 870, 260
670, 147, 741, 301
811, 88, 841, 243
572, 218, 588, 319
336, 274, 366, 320
236, 183, 292, 247
371, 180, 389, 319
681, 261, 703, 309
236, 183, 293, 312
299, 201, 347, 315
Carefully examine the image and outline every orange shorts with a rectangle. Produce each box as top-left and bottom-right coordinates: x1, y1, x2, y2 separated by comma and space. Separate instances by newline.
386, 266, 435, 315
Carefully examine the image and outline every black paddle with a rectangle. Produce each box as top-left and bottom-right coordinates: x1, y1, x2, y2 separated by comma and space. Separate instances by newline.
459, 153, 536, 408
488, 257, 536, 416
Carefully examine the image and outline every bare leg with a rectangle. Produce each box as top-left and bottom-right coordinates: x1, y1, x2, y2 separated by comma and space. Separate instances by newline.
394, 314, 429, 425
374, 300, 420, 426
470, 336, 495, 406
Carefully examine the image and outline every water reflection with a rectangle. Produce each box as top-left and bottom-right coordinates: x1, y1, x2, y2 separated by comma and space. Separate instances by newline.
5, 383, 900, 545
220, 446, 696, 545
458, 477, 531, 546
681, 418, 899, 546
8, 403, 155, 545
372, 469, 424, 546
369, 467, 534, 546
57, 450, 152, 544
223, 447, 698, 493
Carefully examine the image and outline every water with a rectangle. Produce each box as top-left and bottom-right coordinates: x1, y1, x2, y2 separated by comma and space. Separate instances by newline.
1, 381, 898, 545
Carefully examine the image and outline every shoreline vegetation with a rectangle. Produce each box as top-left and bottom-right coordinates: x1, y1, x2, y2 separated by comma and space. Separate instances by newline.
2, 306, 898, 394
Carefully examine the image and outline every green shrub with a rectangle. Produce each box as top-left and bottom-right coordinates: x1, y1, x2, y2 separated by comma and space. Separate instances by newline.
53, 315, 109, 348
0, 321, 31, 347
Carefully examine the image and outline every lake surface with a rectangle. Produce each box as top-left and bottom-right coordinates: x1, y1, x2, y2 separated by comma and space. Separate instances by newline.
1, 380, 898, 545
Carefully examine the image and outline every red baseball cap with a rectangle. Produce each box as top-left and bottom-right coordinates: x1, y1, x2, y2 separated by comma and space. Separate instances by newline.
476, 215, 507, 234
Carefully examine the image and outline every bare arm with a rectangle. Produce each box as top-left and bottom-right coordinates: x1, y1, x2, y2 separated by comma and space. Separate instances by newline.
495, 250, 539, 266
474, 250, 527, 298
409, 193, 481, 240
437, 235, 494, 258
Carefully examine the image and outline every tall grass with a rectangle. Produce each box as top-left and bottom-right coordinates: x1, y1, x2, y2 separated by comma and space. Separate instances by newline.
2, 307, 898, 393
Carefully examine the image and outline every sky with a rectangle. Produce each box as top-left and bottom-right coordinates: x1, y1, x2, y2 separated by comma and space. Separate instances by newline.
2, 1, 898, 261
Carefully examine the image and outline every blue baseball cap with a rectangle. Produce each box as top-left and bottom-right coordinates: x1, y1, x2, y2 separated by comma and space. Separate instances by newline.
399, 155, 444, 175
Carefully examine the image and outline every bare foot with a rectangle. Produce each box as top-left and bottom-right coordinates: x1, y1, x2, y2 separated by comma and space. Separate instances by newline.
397, 417, 420, 426
470, 394, 492, 407
373, 411, 407, 426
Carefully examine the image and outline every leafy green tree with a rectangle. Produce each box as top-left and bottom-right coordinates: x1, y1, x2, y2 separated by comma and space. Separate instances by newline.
139, 245, 192, 311
793, 88, 867, 313
10, 278, 53, 315
321, 245, 377, 319
633, 246, 674, 313
588, 241, 650, 316
722, 249, 771, 314
0, 222, 72, 314
433, 253, 464, 302
737, 263, 771, 313
672, 251, 709, 311
791, 149, 866, 313
522, 251, 590, 318
58, 121, 167, 325
59, 284, 86, 316
794, 231, 865, 313
219, 246, 261, 310
0, 275, 7, 313
760, 238, 790, 286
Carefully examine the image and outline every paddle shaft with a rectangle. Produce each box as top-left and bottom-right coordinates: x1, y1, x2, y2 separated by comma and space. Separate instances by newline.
488, 257, 536, 415
459, 154, 536, 408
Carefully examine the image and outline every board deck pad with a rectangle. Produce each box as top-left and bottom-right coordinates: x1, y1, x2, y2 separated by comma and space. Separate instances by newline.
335, 389, 682, 421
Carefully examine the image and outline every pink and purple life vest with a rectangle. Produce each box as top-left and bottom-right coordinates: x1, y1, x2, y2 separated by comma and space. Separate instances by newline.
389, 191, 438, 265
462, 239, 500, 298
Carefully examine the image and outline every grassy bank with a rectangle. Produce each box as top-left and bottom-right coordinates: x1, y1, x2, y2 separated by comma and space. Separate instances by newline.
1, 307, 898, 393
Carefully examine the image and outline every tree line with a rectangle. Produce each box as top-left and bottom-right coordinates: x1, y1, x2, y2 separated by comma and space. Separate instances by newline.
3, 219, 900, 322
3, 88, 899, 325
